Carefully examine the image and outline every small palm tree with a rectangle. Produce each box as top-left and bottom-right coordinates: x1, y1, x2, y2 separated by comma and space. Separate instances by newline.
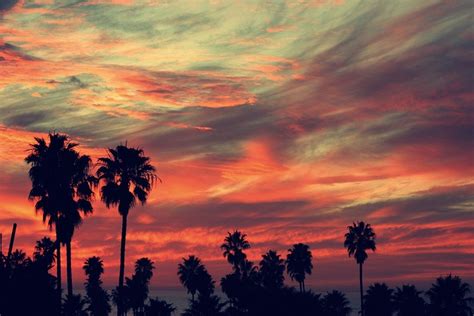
145, 297, 176, 316
259, 250, 285, 289
221, 231, 250, 275
83, 256, 111, 316
178, 255, 214, 302
178, 255, 203, 302
126, 257, 155, 315
96, 144, 157, 316
63, 294, 88, 316
344, 221, 376, 316
427, 275, 472, 316
364, 283, 393, 316
393, 285, 426, 316
286, 243, 313, 292
322, 290, 352, 316
33, 237, 56, 270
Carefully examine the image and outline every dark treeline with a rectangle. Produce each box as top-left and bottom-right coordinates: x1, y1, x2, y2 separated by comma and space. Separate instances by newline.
0, 132, 472, 315
0, 232, 472, 316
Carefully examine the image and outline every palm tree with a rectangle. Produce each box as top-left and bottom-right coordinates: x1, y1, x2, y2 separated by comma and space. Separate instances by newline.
364, 283, 393, 316
344, 221, 376, 316
259, 250, 285, 289
426, 275, 472, 316
220, 231, 250, 275
322, 290, 352, 316
126, 257, 155, 315
63, 294, 88, 316
393, 285, 426, 316
286, 243, 313, 293
26, 132, 95, 299
178, 255, 203, 302
145, 297, 176, 316
83, 256, 111, 316
182, 294, 225, 316
178, 255, 213, 302
96, 144, 157, 315
33, 237, 56, 270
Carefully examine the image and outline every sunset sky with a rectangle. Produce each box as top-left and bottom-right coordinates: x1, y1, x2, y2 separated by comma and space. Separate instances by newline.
0, 0, 473, 292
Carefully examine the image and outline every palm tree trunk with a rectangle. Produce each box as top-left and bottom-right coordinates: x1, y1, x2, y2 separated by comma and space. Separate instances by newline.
118, 214, 128, 316
66, 241, 73, 296
55, 225, 62, 305
302, 280, 305, 293
359, 262, 364, 316
299, 282, 302, 293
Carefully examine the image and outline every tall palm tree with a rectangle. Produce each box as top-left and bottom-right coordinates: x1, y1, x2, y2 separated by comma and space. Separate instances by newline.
427, 275, 472, 316
26, 133, 95, 299
178, 255, 207, 302
393, 284, 426, 316
96, 144, 157, 316
286, 243, 313, 293
259, 250, 285, 289
220, 231, 250, 275
344, 221, 376, 316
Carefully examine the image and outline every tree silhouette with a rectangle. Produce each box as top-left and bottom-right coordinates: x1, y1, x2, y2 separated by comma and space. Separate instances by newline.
427, 275, 473, 316
322, 290, 352, 316
182, 293, 225, 316
83, 256, 111, 316
26, 132, 95, 298
63, 294, 88, 316
33, 237, 56, 271
145, 297, 176, 316
125, 257, 155, 315
97, 144, 157, 316
364, 283, 393, 316
393, 284, 426, 316
344, 221, 376, 316
259, 250, 285, 290
221, 231, 250, 275
26, 133, 69, 302
178, 255, 207, 302
0, 245, 59, 316
286, 243, 313, 293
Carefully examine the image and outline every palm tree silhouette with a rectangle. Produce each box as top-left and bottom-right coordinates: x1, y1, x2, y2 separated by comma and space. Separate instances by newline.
259, 250, 285, 289
125, 257, 155, 315
364, 283, 393, 316
63, 294, 88, 316
178, 255, 203, 302
145, 297, 176, 316
393, 284, 426, 316
322, 290, 352, 316
83, 256, 111, 316
178, 255, 214, 302
96, 144, 157, 315
33, 237, 56, 271
182, 293, 225, 316
286, 243, 313, 293
427, 274, 473, 316
344, 221, 376, 316
26, 132, 95, 299
221, 231, 250, 275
